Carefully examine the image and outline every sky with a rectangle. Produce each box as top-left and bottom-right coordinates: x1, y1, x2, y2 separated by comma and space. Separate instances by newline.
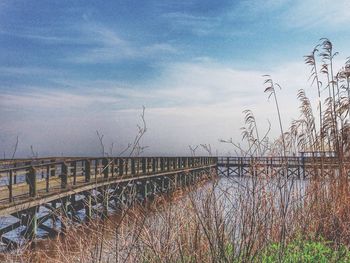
1, 0, 350, 157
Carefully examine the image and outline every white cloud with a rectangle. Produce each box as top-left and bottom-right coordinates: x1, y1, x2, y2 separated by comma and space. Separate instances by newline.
281, 0, 350, 29
0, 60, 315, 157
67, 23, 178, 63
0, 21, 177, 63
162, 12, 221, 36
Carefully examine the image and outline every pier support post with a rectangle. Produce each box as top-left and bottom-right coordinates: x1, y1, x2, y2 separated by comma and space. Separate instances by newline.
144, 181, 149, 201
25, 206, 38, 240
70, 194, 76, 220
161, 177, 165, 192
85, 191, 92, 220
60, 197, 69, 233
102, 186, 109, 218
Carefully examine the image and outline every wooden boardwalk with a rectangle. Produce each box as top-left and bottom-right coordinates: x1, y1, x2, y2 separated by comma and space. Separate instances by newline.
0, 154, 347, 248
0, 156, 216, 248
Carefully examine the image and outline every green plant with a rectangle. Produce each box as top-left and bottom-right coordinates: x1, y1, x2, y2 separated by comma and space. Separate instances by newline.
260, 238, 350, 263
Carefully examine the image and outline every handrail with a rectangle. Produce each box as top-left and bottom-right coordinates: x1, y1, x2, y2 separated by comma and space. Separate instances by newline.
0, 156, 217, 204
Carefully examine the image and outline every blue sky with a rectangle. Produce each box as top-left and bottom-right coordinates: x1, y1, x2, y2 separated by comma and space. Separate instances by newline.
1, 0, 350, 157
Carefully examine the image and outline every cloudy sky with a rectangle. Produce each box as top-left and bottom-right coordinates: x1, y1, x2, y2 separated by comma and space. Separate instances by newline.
1, 0, 350, 157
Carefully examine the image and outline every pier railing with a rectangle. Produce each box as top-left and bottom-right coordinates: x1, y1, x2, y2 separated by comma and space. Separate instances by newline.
217, 156, 350, 177
217, 156, 350, 166
0, 157, 216, 205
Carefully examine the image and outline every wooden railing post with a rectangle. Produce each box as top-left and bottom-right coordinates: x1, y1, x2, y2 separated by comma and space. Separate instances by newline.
41, 160, 45, 179
102, 158, 109, 179
125, 159, 129, 175
85, 159, 91, 182
167, 158, 170, 171
61, 162, 68, 189
142, 158, 146, 174
119, 159, 124, 176
27, 166, 37, 197
131, 158, 136, 175
161, 158, 165, 171
152, 158, 156, 173
50, 159, 56, 177
147, 158, 151, 173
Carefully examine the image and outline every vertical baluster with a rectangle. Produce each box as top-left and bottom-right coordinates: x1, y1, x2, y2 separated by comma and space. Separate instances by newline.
142, 158, 146, 174
72, 161, 77, 185
50, 160, 56, 178
131, 158, 136, 175
9, 170, 13, 202
152, 158, 156, 173
95, 159, 99, 179
125, 158, 129, 175
119, 158, 124, 176
111, 158, 115, 177
167, 158, 170, 171
46, 164, 50, 192
41, 160, 44, 179
14, 162, 17, 184
27, 166, 37, 197
161, 158, 165, 171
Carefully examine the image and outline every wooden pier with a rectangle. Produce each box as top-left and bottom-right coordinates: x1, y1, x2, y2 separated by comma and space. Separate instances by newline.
217, 156, 349, 178
0, 155, 348, 248
0, 156, 216, 248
